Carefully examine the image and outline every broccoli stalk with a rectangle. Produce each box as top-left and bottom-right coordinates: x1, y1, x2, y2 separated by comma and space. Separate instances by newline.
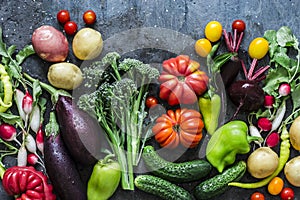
78, 52, 159, 190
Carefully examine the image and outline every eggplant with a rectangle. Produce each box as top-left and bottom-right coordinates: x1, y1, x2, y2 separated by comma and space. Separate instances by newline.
44, 112, 87, 200
55, 95, 109, 166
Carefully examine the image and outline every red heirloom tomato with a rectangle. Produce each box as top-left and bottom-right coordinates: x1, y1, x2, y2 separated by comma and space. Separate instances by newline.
152, 108, 204, 149
158, 55, 209, 106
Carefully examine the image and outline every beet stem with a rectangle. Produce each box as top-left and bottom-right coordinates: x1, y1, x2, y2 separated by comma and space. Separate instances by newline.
241, 60, 248, 78
247, 58, 258, 80
251, 65, 271, 80
234, 32, 244, 52
233, 29, 237, 50
223, 29, 234, 52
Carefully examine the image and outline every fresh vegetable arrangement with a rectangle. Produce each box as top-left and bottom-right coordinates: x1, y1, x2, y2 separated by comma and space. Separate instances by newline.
1, 6, 300, 200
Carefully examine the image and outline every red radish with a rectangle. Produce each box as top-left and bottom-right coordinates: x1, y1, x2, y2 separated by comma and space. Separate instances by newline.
36, 126, 44, 155
27, 153, 39, 165
0, 123, 17, 141
17, 145, 27, 166
22, 90, 33, 115
257, 117, 272, 132
266, 132, 280, 147
278, 83, 291, 96
14, 89, 26, 121
264, 95, 274, 109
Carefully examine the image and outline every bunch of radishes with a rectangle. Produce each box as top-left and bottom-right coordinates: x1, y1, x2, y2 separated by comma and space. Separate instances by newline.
0, 88, 45, 168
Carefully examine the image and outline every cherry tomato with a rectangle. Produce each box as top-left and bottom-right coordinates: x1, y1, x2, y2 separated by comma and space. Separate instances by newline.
250, 192, 265, 200
146, 96, 158, 108
232, 19, 246, 33
194, 38, 212, 57
248, 37, 269, 59
83, 10, 97, 25
57, 10, 70, 24
280, 187, 295, 200
204, 21, 223, 42
64, 21, 78, 35
268, 176, 284, 195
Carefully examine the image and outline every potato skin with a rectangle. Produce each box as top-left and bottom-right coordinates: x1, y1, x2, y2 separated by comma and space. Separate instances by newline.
72, 28, 103, 60
47, 62, 83, 90
289, 115, 300, 150
32, 25, 69, 62
284, 156, 300, 187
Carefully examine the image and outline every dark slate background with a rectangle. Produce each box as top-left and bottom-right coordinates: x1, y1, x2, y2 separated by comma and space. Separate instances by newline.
1, 0, 300, 199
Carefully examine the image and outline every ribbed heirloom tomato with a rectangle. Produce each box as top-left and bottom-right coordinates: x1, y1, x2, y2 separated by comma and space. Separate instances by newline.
152, 108, 204, 149
158, 55, 209, 106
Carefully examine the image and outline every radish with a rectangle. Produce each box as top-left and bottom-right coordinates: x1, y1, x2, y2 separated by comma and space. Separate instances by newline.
14, 89, 26, 121
228, 59, 270, 117
22, 90, 33, 115
257, 117, 272, 132
27, 153, 44, 167
0, 123, 21, 146
264, 95, 274, 109
249, 124, 263, 147
278, 83, 291, 97
17, 145, 27, 167
25, 133, 44, 164
265, 132, 280, 147
30, 105, 41, 133
36, 126, 44, 155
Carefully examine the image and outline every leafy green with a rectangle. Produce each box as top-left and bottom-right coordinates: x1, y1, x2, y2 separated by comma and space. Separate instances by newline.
0, 112, 22, 125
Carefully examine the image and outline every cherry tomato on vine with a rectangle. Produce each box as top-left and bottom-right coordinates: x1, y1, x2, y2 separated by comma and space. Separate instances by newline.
64, 21, 78, 35
280, 187, 295, 200
248, 37, 269, 59
268, 176, 284, 195
250, 192, 265, 200
57, 10, 70, 24
146, 96, 158, 108
232, 19, 246, 33
204, 21, 223, 42
194, 38, 212, 57
83, 10, 97, 25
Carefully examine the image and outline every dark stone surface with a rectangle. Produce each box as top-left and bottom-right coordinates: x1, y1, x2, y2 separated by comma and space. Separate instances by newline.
0, 0, 300, 199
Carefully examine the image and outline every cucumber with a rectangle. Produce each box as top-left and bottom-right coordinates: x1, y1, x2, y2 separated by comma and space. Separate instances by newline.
142, 145, 211, 182
193, 161, 246, 200
134, 175, 194, 200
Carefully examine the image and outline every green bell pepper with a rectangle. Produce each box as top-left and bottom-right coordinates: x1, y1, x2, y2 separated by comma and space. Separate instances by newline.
87, 154, 121, 200
198, 93, 221, 135
206, 120, 262, 173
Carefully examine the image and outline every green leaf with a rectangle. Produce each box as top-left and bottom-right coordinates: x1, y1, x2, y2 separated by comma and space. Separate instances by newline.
16, 45, 35, 65
292, 84, 300, 111
0, 112, 22, 125
273, 52, 291, 69
7, 45, 16, 57
263, 67, 289, 96
276, 26, 296, 47
32, 79, 42, 106
7, 62, 21, 79
264, 29, 277, 43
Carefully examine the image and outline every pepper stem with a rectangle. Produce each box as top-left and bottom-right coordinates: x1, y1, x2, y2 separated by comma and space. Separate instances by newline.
247, 135, 264, 144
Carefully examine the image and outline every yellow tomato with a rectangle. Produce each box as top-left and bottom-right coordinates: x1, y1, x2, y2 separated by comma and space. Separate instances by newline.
268, 177, 284, 195
248, 37, 269, 59
194, 38, 212, 57
205, 21, 223, 42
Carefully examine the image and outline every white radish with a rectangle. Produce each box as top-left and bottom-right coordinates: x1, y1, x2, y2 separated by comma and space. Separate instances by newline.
14, 89, 26, 121
271, 99, 286, 132
30, 105, 41, 133
249, 125, 263, 147
17, 145, 27, 167
25, 133, 37, 153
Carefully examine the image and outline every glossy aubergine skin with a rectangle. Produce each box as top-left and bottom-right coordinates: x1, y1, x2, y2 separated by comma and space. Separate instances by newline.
44, 133, 87, 200
55, 95, 108, 166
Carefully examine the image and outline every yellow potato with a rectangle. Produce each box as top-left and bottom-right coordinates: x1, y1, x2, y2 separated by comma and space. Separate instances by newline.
289, 115, 300, 150
72, 28, 103, 60
47, 62, 83, 90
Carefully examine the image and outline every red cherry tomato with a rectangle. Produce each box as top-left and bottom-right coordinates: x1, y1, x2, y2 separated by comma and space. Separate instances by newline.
280, 187, 295, 200
146, 96, 158, 108
83, 10, 97, 25
64, 21, 78, 35
57, 10, 70, 24
232, 19, 246, 33
250, 192, 265, 200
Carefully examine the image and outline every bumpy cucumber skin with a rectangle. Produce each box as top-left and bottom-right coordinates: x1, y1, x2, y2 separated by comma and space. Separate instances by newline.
142, 146, 212, 182
193, 161, 246, 200
134, 175, 194, 200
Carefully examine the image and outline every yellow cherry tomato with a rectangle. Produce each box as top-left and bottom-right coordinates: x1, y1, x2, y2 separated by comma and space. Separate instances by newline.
205, 21, 223, 42
268, 177, 284, 195
194, 38, 212, 57
248, 37, 269, 59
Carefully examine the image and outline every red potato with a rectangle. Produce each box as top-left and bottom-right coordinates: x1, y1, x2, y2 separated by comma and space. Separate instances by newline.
32, 25, 69, 62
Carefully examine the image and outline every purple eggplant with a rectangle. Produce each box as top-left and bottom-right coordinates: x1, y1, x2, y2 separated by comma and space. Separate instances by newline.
44, 112, 87, 200
55, 95, 108, 166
